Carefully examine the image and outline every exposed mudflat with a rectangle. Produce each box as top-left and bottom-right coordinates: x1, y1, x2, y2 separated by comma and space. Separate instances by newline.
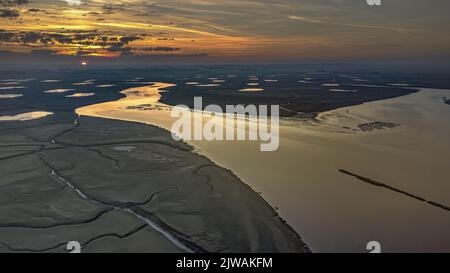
0, 115, 308, 253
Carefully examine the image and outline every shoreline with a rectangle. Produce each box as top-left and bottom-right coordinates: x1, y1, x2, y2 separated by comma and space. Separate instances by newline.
77, 83, 450, 252
0, 113, 309, 253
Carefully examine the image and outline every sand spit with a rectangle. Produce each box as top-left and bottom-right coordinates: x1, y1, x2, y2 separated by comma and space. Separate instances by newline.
0, 86, 25, 90
239, 88, 264, 92
66, 93, 95, 98
196, 84, 221, 87
0, 94, 23, 99
41, 80, 60, 83
339, 170, 450, 212
45, 89, 75, 93
1, 79, 33, 83
0, 111, 53, 121
0, 82, 21, 85
73, 80, 96, 86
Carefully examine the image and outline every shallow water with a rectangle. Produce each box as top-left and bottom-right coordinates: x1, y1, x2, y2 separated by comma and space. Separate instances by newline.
77, 84, 450, 252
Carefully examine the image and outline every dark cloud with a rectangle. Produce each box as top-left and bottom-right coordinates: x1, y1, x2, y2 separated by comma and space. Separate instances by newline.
103, 46, 181, 56
27, 8, 42, 13
134, 10, 162, 17
119, 36, 142, 43
139, 47, 180, 52
0, 48, 208, 67
0, 30, 143, 49
70, 29, 98, 34
0, 0, 29, 7
0, 29, 151, 58
0, 9, 20, 18
74, 50, 96, 57
106, 46, 132, 53
0, 29, 13, 39
101, 4, 126, 14
29, 49, 58, 55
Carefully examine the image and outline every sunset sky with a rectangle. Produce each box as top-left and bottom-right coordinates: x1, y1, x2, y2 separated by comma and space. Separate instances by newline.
1, 0, 449, 64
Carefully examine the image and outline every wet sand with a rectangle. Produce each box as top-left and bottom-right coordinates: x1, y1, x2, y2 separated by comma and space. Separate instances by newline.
77, 83, 450, 252
77, 83, 177, 129
44, 89, 75, 93
239, 88, 264, 92
66, 93, 95, 98
0, 111, 53, 121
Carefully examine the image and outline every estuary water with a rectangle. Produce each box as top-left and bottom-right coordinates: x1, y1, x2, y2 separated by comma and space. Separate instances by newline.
77, 84, 450, 253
